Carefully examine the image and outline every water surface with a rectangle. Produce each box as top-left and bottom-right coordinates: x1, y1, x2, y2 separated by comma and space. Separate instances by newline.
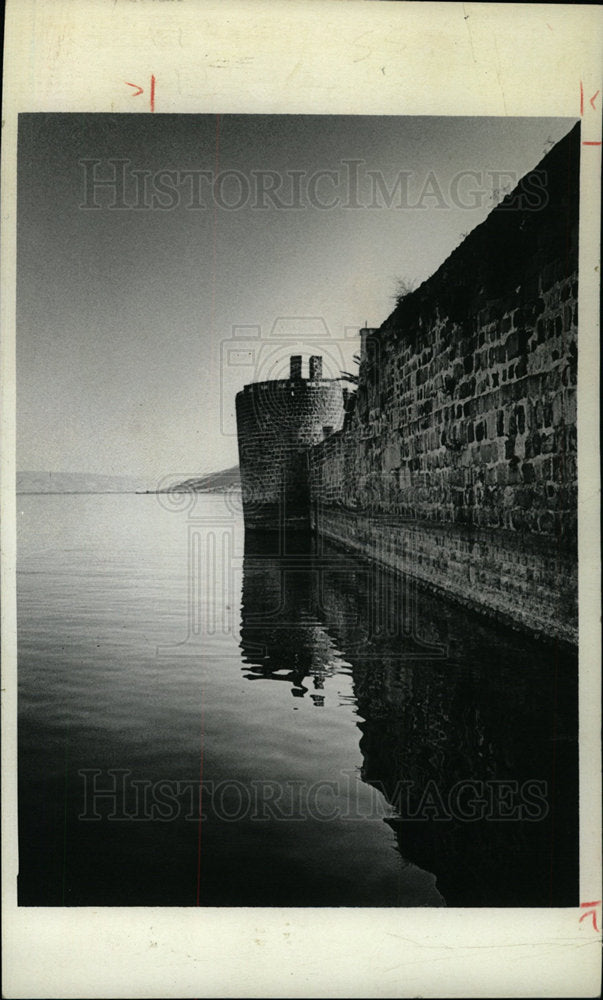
17, 493, 578, 906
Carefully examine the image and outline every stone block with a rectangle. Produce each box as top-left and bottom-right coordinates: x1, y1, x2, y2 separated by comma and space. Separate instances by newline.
516, 403, 526, 434
552, 394, 565, 426
506, 331, 519, 359
515, 486, 533, 510
525, 432, 541, 459
510, 508, 527, 530
522, 462, 536, 484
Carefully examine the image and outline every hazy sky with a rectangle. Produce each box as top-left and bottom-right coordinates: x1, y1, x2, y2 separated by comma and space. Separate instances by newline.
17, 114, 576, 483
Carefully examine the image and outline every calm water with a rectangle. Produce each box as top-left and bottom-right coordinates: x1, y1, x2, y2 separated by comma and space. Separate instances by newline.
17, 493, 578, 906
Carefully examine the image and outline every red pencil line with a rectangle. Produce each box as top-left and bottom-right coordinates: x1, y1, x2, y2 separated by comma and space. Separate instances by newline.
150, 74, 156, 113
582, 141, 602, 146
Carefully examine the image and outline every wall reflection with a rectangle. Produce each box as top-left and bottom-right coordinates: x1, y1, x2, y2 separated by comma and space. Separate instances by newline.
240, 530, 578, 907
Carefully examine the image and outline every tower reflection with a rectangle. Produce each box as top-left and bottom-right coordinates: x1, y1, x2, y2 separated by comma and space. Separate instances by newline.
240, 530, 578, 907
240, 531, 340, 700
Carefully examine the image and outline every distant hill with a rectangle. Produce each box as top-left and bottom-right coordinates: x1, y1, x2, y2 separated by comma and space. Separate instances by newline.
17, 471, 151, 494
17, 467, 241, 495
161, 466, 241, 493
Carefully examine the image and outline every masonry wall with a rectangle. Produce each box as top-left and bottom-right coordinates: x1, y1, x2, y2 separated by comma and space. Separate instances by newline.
309, 124, 580, 644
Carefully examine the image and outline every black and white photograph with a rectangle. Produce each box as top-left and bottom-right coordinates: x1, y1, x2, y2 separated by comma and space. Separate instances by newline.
16, 112, 580, 908
2, 2, 601, 997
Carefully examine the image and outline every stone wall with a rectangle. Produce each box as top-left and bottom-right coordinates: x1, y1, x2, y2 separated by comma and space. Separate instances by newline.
309, 124, 580, 644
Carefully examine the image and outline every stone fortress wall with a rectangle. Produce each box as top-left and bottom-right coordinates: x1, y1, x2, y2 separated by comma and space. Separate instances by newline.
308, 124, 580, 644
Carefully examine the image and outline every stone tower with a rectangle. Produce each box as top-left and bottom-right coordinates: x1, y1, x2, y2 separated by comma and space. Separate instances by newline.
235, 355, 345, 530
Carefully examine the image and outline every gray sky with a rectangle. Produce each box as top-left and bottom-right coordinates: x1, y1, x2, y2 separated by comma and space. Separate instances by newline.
17, 114, 575, 483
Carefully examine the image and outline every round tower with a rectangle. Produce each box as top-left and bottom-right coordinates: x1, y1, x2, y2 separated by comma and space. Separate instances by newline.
236, 355, 345, 530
